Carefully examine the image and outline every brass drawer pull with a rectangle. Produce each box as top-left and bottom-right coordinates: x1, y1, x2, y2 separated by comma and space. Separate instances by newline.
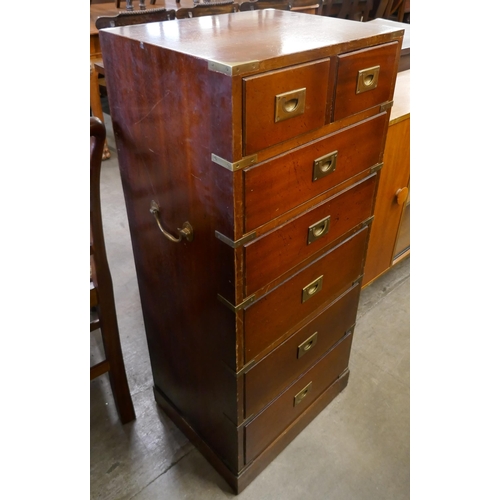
356, 65, 380, 94
275, 88, 306, 123
297, 332, 318, 359
150, 200, 194, 243
302, 275, 323, 303
294, 381, 312, 406
307, 216, 330, 245
313, 150, 337, 181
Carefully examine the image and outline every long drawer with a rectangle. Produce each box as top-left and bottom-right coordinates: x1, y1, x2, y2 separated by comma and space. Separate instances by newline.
244, 173, 377, 295
244, 331, 353, 463
243, 112, 387, 232
244, 282, 360, 418
243, 225, 369, 363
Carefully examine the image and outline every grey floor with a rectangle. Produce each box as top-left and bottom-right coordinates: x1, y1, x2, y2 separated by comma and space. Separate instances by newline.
90, 114, 410, 500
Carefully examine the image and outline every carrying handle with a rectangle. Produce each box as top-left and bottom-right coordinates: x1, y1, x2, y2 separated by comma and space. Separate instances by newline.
150, 200, 194, 243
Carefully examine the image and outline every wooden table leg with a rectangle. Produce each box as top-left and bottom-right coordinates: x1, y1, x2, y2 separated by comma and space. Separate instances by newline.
90, 62, 111, 161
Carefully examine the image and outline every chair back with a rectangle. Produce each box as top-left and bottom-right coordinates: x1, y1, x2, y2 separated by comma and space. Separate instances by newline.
372, 0, 409, 22
290, 0, 322, 14
176, 1, 238, 19
321, 0, 372, 21
239, 0, 291, 11
95, 7, 176, 29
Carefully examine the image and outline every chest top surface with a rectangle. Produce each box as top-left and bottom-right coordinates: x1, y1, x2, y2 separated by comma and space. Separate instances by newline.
100, 10, 403, 70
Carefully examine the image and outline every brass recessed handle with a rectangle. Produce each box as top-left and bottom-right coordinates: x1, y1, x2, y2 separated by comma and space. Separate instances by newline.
150, 200, 194, 243
297, 332, 318, 359
294, 381, 312, 406
395, 187, 409, 206
356, 65, 380, 94
275, 88, 306, 123
313, 151, 337, 181
301, 275, 323, 303
308, 216, 331, 245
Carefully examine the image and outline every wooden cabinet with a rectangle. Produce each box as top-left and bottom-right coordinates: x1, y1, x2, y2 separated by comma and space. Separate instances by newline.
100, 11, 403, 493
363, 69, 410, 286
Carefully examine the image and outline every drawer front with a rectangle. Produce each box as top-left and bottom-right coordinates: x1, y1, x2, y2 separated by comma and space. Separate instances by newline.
244, 331, 353, 463
244, 282, 360, 418
243, 59, 330, 155
244, 112, 387, 231
243, 226, 368, 363
244, 174, 376, 295
334, 41, 399, 121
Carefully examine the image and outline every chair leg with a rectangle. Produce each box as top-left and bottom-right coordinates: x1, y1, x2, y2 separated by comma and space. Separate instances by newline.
98, 292, 136, 424
90, 62, 111, 161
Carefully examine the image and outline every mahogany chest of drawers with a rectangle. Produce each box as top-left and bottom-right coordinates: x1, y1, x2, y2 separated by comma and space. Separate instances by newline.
100, 11, 403, 493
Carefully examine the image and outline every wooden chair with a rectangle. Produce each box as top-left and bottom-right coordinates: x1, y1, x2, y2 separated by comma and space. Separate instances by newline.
90, 117, 136, 425
371, 0, 409, 22
115, 0, 158, 10
321, 0, 372, 21
90, 0, 154, 10
290, 0, 322, 15
239, 0, 291, 11
90, 7, 176, 160
175, 1, 238, 19
95, 7, 176, 29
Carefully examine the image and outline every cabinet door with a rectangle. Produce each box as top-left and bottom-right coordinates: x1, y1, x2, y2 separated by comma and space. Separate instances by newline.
363, 115, 410, 286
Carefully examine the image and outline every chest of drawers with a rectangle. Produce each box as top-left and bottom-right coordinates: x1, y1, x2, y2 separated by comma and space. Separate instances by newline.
100, 11, 403, 493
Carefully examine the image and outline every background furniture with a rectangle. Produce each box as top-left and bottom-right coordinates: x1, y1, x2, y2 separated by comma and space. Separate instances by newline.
371, 0, 409, 23
239, 0, 291, 11
320, 0, 373, 20
368, 17, 409, 70
363, 69, 409, 286
95, 7, 175, 28
176, 1, 238, 18
239, 0, 321, 14
90, 117, 136, 425
100, 10, 402, 492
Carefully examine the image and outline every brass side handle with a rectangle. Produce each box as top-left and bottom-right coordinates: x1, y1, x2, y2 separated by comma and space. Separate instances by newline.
275, 88, 306, 123
150, 200, 194, 243
356, 65, 380, 94
395, 187, 409, 206
307, 216, 331, 245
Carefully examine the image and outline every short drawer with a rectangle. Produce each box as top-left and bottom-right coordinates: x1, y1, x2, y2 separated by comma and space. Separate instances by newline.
244, 282, 360, 418
244, 112, 387, 231
333, 41, 399, 121
244, 173, 377, 295
244, 331, 353, 463
243, 59, 330, 155
243, 225, 368, 363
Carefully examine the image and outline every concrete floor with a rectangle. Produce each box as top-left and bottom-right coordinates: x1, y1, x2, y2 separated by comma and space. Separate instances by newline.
90, 114, 410, 500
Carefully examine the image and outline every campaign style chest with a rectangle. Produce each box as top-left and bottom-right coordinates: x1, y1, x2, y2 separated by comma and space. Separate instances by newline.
100, 11, 403, 493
